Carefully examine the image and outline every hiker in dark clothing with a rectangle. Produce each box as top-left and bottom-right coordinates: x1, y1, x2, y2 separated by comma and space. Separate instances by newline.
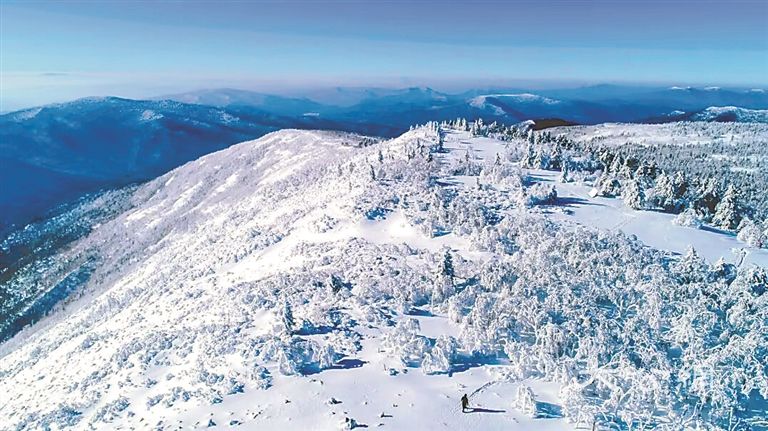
461, 393, 469, 412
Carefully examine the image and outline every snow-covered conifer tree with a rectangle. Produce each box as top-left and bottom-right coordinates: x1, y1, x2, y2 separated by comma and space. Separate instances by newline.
432, 248, 455, 304
522, 143, 536, 168
692, 177, 720, 218
713, 184, 741, 230
548, 144, 563, 170
279, 299, 295, 335
675, 246, 708, 283
558, 162, 570, 183
622, 178, 645, 210
672, 171, 689, 208
651, 171, 676, 211
595, 172, 621, 197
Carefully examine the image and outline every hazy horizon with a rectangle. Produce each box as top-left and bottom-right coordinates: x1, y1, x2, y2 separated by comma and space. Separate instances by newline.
2, 0, 767, 111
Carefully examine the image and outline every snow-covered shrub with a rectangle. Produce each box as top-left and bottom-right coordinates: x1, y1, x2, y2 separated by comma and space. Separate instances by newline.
457, 293, 505, 358
248, 366, 272, 390
90, 397, 130, 423
674, 246, 709, 284
17, 404, 84, 430
382, 318, 431, 367
672, 208, 703, 228
521, 183, 557, 207
479, 159, 524, 190
514, 385, 537, 417
504, 341, 537, 380
340, 416, 359, 430
446, 150, 482, 176
421, 335, 458, 375
446, 287, 476, 323
737, 218, 765, 247
594, 173, 621, 197
445, 193, 497, 236
260, 336, 340, 376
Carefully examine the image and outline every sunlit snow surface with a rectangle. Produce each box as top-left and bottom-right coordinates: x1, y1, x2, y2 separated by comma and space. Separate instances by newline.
1, 126, 765, 430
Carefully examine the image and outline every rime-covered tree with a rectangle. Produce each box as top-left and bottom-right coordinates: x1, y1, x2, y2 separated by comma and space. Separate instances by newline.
438, 248, 455, 280
652, 171, 676, 211
432, 248, 455, 304
737, 218, 765, 248
634, 163, 655, 189
514, 385, 537, 417
692, 177, 720, 218
522, 143, 536, 168
713, 184, 742, 230
623, 178, 645, 210
675, 246, 708, 284
549, 144, 563, 170
559, 162, 571, 183
672, 171, 689, 208
279, 299, 295, 335
595, 172, 621, 197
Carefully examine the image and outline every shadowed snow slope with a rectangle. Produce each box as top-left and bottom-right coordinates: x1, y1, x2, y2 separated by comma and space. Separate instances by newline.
1, 125, 765, 430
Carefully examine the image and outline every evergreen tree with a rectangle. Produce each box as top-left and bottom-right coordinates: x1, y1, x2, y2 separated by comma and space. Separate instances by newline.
549, 144, 563, 170
675, 246, 708, 284
634, 163, 655, 189
280, 299, 295, 335
432, 248, 455, 305
559, 162, 570, 183
672, 172, 689, 209
709, 257, 737, 283
692, 177, 719, 219
713, 184, 742, 230
652, 171, 676, 211
623, 179, 645, 210
596, 172, 621, 197
522, 143, 536, 168
532, 147, 545, 169
439, 248, 455, 279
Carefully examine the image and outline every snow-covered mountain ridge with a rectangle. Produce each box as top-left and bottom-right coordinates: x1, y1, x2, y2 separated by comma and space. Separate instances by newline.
692, 106, 768, 123
1, 125, 766, 430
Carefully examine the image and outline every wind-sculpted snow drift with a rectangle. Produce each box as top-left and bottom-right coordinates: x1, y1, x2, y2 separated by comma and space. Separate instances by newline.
0, 125, 766, 430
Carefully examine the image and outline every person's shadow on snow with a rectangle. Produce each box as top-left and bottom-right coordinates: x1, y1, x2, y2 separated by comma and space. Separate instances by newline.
466, 407, 506, 414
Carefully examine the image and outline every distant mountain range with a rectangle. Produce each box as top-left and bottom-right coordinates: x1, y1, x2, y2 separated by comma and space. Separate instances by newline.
159, 85, 768, 128
2, 84, 768, 235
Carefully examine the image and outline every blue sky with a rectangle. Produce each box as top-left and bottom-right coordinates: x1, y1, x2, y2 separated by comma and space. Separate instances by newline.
1, 0, 767, 110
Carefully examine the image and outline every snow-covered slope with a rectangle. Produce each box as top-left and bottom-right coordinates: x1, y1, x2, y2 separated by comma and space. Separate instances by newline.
1, 126, 766, 430
0, 97, 301, 236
